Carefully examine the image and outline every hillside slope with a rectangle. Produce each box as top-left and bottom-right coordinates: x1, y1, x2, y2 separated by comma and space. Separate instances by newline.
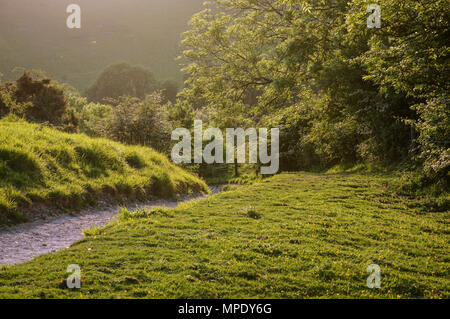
0, 172, 447, 298
0, 118, 208, 224
0, 0, 205, 89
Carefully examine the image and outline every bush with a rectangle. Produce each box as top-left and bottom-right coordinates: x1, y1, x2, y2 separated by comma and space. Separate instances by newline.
102, 94, 172, 152
14, 72, 67, 123
413, 96, 450, 184
0, 71, 78, 131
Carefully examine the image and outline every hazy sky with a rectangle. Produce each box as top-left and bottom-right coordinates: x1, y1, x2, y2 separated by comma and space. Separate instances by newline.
0, 0, 205, 89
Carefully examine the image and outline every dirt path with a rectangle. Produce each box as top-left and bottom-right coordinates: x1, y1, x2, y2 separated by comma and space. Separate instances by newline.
0, 186, 223, 266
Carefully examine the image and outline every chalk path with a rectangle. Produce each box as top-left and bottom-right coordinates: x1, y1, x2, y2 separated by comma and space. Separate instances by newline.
0, 186, 224, 266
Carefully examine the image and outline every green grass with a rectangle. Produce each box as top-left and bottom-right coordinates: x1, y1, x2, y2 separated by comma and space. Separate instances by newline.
186, 163, 262, 185
0, 172, 448, 299
0, 118, 208, 224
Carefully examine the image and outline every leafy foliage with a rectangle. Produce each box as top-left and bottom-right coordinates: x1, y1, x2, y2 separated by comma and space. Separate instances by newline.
74, 93, 172, 153
0, 72, 79, 131
178, 0, 449, 186
347, 0, 450, 181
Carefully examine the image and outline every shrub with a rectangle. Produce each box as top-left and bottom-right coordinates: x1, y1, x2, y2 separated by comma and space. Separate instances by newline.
14, 72, 67, 124
243, 207, 261, 219
413, 96, 450, 184
103, 94, 172, 152
0, 71, 78, 132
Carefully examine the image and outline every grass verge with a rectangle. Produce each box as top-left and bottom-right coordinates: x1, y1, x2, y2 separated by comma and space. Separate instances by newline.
0, 118, 208, 224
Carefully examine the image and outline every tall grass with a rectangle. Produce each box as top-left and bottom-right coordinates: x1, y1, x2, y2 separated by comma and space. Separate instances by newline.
0, 118, 208, 224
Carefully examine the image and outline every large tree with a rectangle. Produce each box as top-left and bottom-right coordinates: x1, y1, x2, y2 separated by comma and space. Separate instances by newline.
178, 0, 448, 177
346, 0, 450, 180
86, 63, 160, 103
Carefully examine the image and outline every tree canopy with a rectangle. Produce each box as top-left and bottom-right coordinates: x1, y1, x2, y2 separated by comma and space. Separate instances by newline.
178, 0, 449, 180
86, 63, 160, 103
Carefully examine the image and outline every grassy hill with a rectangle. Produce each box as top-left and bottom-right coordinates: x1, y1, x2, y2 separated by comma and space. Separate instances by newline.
0, 118, 208, 224
0, 172, 447, 298
0, 0, 205, 90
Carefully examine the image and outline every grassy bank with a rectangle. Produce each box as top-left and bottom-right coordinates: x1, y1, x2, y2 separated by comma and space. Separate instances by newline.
0, 119, 208, 224
0, 172, 447, 298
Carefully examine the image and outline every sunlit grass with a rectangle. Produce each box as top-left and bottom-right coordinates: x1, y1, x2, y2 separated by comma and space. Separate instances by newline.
0, 172, 447, 299
0, 118, 208, 224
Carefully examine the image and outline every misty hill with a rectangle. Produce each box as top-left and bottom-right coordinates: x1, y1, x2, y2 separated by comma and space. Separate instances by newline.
0, 0, 205, 90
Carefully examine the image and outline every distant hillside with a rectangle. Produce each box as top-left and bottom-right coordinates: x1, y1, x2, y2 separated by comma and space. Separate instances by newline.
0, 0, 205, 90
0, 118, 208, 224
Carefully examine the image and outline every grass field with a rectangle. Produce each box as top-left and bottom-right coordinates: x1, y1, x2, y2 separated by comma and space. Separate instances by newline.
0, 118, 208, 224
0, 172, 448, 299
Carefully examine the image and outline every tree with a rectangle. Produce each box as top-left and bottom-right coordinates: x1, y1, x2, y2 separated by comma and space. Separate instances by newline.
101, 94, 172, 152
0, 71, 78, 130
86, 63, 159, 103
161, 80, 179, 104
179, 0, 448, 176
178, 0, 383, 169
